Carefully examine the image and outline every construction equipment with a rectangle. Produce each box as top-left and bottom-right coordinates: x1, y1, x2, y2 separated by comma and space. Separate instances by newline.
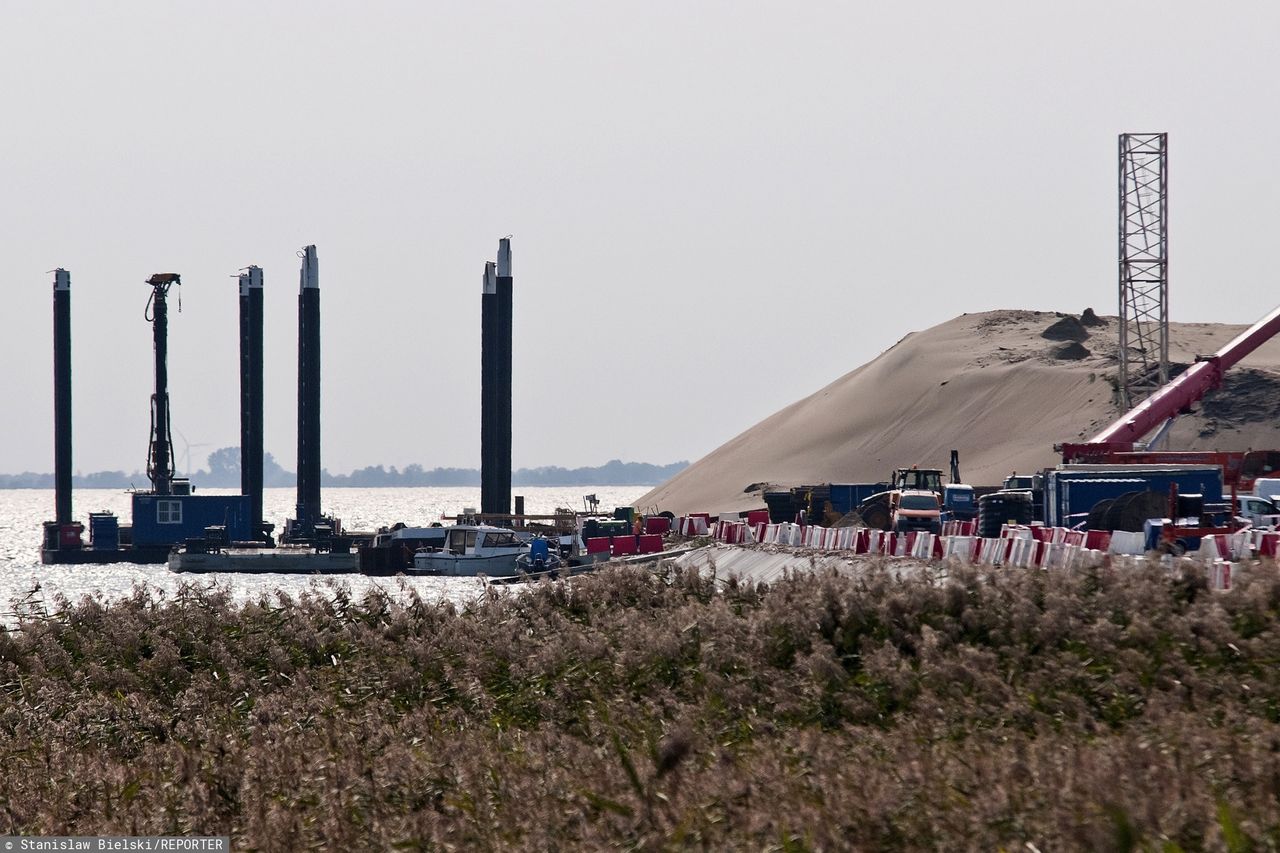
1059, 301, 1280, 490
890, 490, 943, 535
1054, 301, 1280, 546
854, 466, 945, 531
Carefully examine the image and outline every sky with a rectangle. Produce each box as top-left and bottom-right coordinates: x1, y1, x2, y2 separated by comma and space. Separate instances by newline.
3, 1, 1279, 476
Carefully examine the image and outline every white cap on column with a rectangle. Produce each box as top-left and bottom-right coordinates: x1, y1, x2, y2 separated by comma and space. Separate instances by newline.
483, 261, 496, 294
497, 237, 512, 278
239, 266, 263, 296
53, 269, 70, 291
300, 245, 319, 292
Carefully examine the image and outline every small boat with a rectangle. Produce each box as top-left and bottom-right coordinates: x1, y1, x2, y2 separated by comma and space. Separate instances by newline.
358, 524, 448, 575
515, 537, 562, 574
411, 525, 529, 576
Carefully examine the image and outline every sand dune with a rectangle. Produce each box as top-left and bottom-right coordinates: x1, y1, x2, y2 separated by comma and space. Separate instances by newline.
635, 309, 1280, 515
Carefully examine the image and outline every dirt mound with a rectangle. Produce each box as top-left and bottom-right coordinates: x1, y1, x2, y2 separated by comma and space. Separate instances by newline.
1051, 342, 1091, 360
634, 309, 1280, 515
1198, 368, 1280, 437
1041, 315, 1090, 342
1080, 308, 1108, 327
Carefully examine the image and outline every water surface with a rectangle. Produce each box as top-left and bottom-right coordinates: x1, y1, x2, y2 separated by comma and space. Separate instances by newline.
0, 486, 646, 617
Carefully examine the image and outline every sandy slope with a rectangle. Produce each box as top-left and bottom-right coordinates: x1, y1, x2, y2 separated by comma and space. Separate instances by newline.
635, 309, 1280, 515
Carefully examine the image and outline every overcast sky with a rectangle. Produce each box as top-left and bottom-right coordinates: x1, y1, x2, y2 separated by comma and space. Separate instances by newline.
3, 1, 1278, 476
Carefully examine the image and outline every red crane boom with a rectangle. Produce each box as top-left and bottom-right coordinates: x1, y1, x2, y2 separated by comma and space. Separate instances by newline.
1059, 302, 1280, 489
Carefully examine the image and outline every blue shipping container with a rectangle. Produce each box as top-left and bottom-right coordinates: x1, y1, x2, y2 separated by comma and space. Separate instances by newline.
131, 493, 252, 547
828, 483, 890, 515
1045, 466, 1224, 528
89, 512, 119, 551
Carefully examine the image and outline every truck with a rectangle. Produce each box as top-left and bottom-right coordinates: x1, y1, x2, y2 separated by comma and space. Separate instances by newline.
890, 490, 943, 534
1255, 478, 1280, 503
854, 467, 945, 530
942, 483, 977, 521
1237, 494, 1280, 529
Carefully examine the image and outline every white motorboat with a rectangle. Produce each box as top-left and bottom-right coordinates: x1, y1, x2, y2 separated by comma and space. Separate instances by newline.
411, 525, 528, 576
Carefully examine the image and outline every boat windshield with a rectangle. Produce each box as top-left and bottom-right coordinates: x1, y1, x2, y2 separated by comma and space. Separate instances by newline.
485, 531, 517, 547
448, 528, 478, 555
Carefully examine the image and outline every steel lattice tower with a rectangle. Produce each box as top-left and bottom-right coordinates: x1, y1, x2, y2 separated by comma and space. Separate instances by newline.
1118, 132, 1169, 410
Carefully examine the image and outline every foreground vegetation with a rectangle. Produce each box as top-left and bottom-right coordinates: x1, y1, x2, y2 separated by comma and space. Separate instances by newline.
2, 560, 1280, 850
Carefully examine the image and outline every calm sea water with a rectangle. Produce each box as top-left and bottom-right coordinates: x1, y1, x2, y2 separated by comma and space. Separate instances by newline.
0, 486, 647, 617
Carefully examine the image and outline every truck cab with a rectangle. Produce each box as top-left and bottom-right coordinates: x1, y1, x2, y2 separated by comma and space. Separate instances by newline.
1236, 494, 1280, 529
894, 467, 944, 494
891, 490, 943, 534
1003, 472, 1044, 492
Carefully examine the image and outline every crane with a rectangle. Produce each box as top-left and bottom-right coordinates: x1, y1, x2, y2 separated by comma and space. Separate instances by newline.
1059, 302, 1280, 492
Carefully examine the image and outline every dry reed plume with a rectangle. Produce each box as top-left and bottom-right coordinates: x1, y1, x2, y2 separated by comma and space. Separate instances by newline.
2, 560, 1279, 851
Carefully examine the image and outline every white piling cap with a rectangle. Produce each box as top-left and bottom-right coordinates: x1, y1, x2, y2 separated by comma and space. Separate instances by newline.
53, 269, 70, 291
300, 245, 319, 292
497, 237, 512, 278
483, 261, 496, 294
240, 265, 263, 295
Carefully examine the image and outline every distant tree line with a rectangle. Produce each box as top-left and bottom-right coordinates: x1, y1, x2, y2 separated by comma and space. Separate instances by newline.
0, 448, 687, 488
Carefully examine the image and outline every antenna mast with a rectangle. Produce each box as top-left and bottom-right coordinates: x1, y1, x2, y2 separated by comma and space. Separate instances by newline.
1118, 132, 1169, 410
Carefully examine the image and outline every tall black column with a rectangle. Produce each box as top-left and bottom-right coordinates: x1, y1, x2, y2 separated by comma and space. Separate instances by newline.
495, 238, 513, 517
296, 246, 321, 530
53, 269, 72, 526
480, 260, 498, 515
239, 266, 264, 539
239, 273, 250, 496
145, 274, 179, 495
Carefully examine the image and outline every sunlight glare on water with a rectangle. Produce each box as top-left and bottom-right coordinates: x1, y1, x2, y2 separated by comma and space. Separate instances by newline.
0, 486, 647, 617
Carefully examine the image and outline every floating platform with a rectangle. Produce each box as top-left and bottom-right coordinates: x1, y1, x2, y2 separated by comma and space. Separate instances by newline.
487, 546, 697, 583
42, 547, 168, 566
169, 547, 358, 574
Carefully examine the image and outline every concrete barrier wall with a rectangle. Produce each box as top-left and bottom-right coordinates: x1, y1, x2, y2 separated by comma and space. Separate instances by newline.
690, 515, 1263, 588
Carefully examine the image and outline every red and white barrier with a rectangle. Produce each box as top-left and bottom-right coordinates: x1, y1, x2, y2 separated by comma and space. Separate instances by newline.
1198, 534, 1245, 561
676, 505, 1253, 589
1007, 536, 1037, 568
1108, 531, 1145, 556
909, 532, 935, 559
942, 535, 975, 562
679, 516, 709, 536
943, 519, 977, 537
864, 529, 883, 554
1210, 560, 1233, 590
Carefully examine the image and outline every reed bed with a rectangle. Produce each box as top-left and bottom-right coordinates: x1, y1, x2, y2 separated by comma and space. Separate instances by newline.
2, 559, 1279, 851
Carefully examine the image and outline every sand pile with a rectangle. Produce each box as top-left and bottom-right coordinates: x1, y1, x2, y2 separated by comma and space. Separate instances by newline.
636, 309, 1280, 515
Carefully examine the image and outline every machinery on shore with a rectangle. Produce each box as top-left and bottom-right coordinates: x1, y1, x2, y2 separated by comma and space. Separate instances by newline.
1054, 302, 1280, 548
852, 466, 946, 531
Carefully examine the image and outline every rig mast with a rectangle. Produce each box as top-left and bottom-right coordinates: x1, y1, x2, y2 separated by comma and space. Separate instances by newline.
145, 273, 181, 495
1118, 132, 1169, 410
